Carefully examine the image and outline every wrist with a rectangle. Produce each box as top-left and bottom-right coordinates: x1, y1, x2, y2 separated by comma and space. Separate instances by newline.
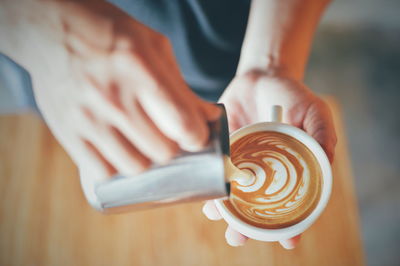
0, 0, 62, 68
236, 58, 304, 83
236, 0, 330, 82
236, 30, 307, 81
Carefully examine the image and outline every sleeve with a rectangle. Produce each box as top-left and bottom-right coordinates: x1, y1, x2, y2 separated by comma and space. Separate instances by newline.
0, 53, 38, 113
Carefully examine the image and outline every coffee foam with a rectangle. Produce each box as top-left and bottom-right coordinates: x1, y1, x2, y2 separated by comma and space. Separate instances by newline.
225, 131, 322, 229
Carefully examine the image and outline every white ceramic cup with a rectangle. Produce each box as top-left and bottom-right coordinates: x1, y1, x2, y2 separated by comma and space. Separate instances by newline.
214, 105, 332, 242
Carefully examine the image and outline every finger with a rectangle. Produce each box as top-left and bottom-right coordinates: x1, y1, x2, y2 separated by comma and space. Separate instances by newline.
58, 107, 117, 181
279, 234, 301, 250
198, 100, 222, 122
80, 98, 151, 175
83, 125, 151, 176
82, 138, 117, 178
150, 33, 212, 117
202, 200, 223, 221
145, 39, 213, 149
302, 100, 337, 163
139, 88, 207, 152
226, 112, 243, 133
113, 51, 209, 152
115, 95, 180, 164
219, 100, 246, 133
85, 71, 180, 164
69, 135, 115, 182
108, 126, 153, 170
225, 226, 248, 247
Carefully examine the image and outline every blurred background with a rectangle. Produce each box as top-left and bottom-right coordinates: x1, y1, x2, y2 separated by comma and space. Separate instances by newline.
306, 0, 400, 265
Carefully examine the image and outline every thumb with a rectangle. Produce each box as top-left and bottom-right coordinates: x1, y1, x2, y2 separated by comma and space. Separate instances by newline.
218, 99, 246, 133
226, 111, 243, 133
302, 100, 337, 163
198, 100, 222, 122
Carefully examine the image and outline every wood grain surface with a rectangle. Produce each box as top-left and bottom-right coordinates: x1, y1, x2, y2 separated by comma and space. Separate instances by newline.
0, 98, 365, 266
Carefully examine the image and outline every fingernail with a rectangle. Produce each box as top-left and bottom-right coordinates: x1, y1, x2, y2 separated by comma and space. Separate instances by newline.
202, 202, 222, 221
181, 137, 208, 152
227, 240, 244, 247
280, 241, 296, 250
225, 227, 248, 247
181, 142, 203, 152
226, 234, 245, 247
280, 235, 301, 250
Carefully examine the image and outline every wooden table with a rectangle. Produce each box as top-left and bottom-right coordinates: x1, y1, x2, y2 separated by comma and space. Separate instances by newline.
0, 98, 365, 266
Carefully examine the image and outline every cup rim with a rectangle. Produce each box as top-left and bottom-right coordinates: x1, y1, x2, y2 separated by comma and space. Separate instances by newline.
214, 122, 332, 241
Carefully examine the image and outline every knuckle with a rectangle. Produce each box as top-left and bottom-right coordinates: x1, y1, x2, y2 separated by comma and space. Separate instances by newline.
114, 36, 135, 51
111, 51, 128, 68
111, 51, 138, 70
151, 34, 172, 52
153, 32, 169, 45
112, 51, 129, 66
80, 105, 98, 125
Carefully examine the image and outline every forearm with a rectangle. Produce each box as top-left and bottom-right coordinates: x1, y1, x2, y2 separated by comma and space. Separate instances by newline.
237, 0, 330, 81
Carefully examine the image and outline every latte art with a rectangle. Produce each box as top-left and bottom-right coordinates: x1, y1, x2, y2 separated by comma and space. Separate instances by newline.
225, 131, 322, 229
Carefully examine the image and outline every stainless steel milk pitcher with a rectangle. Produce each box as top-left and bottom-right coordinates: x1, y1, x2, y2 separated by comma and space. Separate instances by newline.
80, 104, 231, 213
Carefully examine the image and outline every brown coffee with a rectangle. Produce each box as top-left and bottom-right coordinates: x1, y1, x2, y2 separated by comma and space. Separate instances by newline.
224, 131, 322, 229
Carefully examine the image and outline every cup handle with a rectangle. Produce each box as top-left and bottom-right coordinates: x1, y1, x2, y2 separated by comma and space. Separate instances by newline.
269, 105, 283, 123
